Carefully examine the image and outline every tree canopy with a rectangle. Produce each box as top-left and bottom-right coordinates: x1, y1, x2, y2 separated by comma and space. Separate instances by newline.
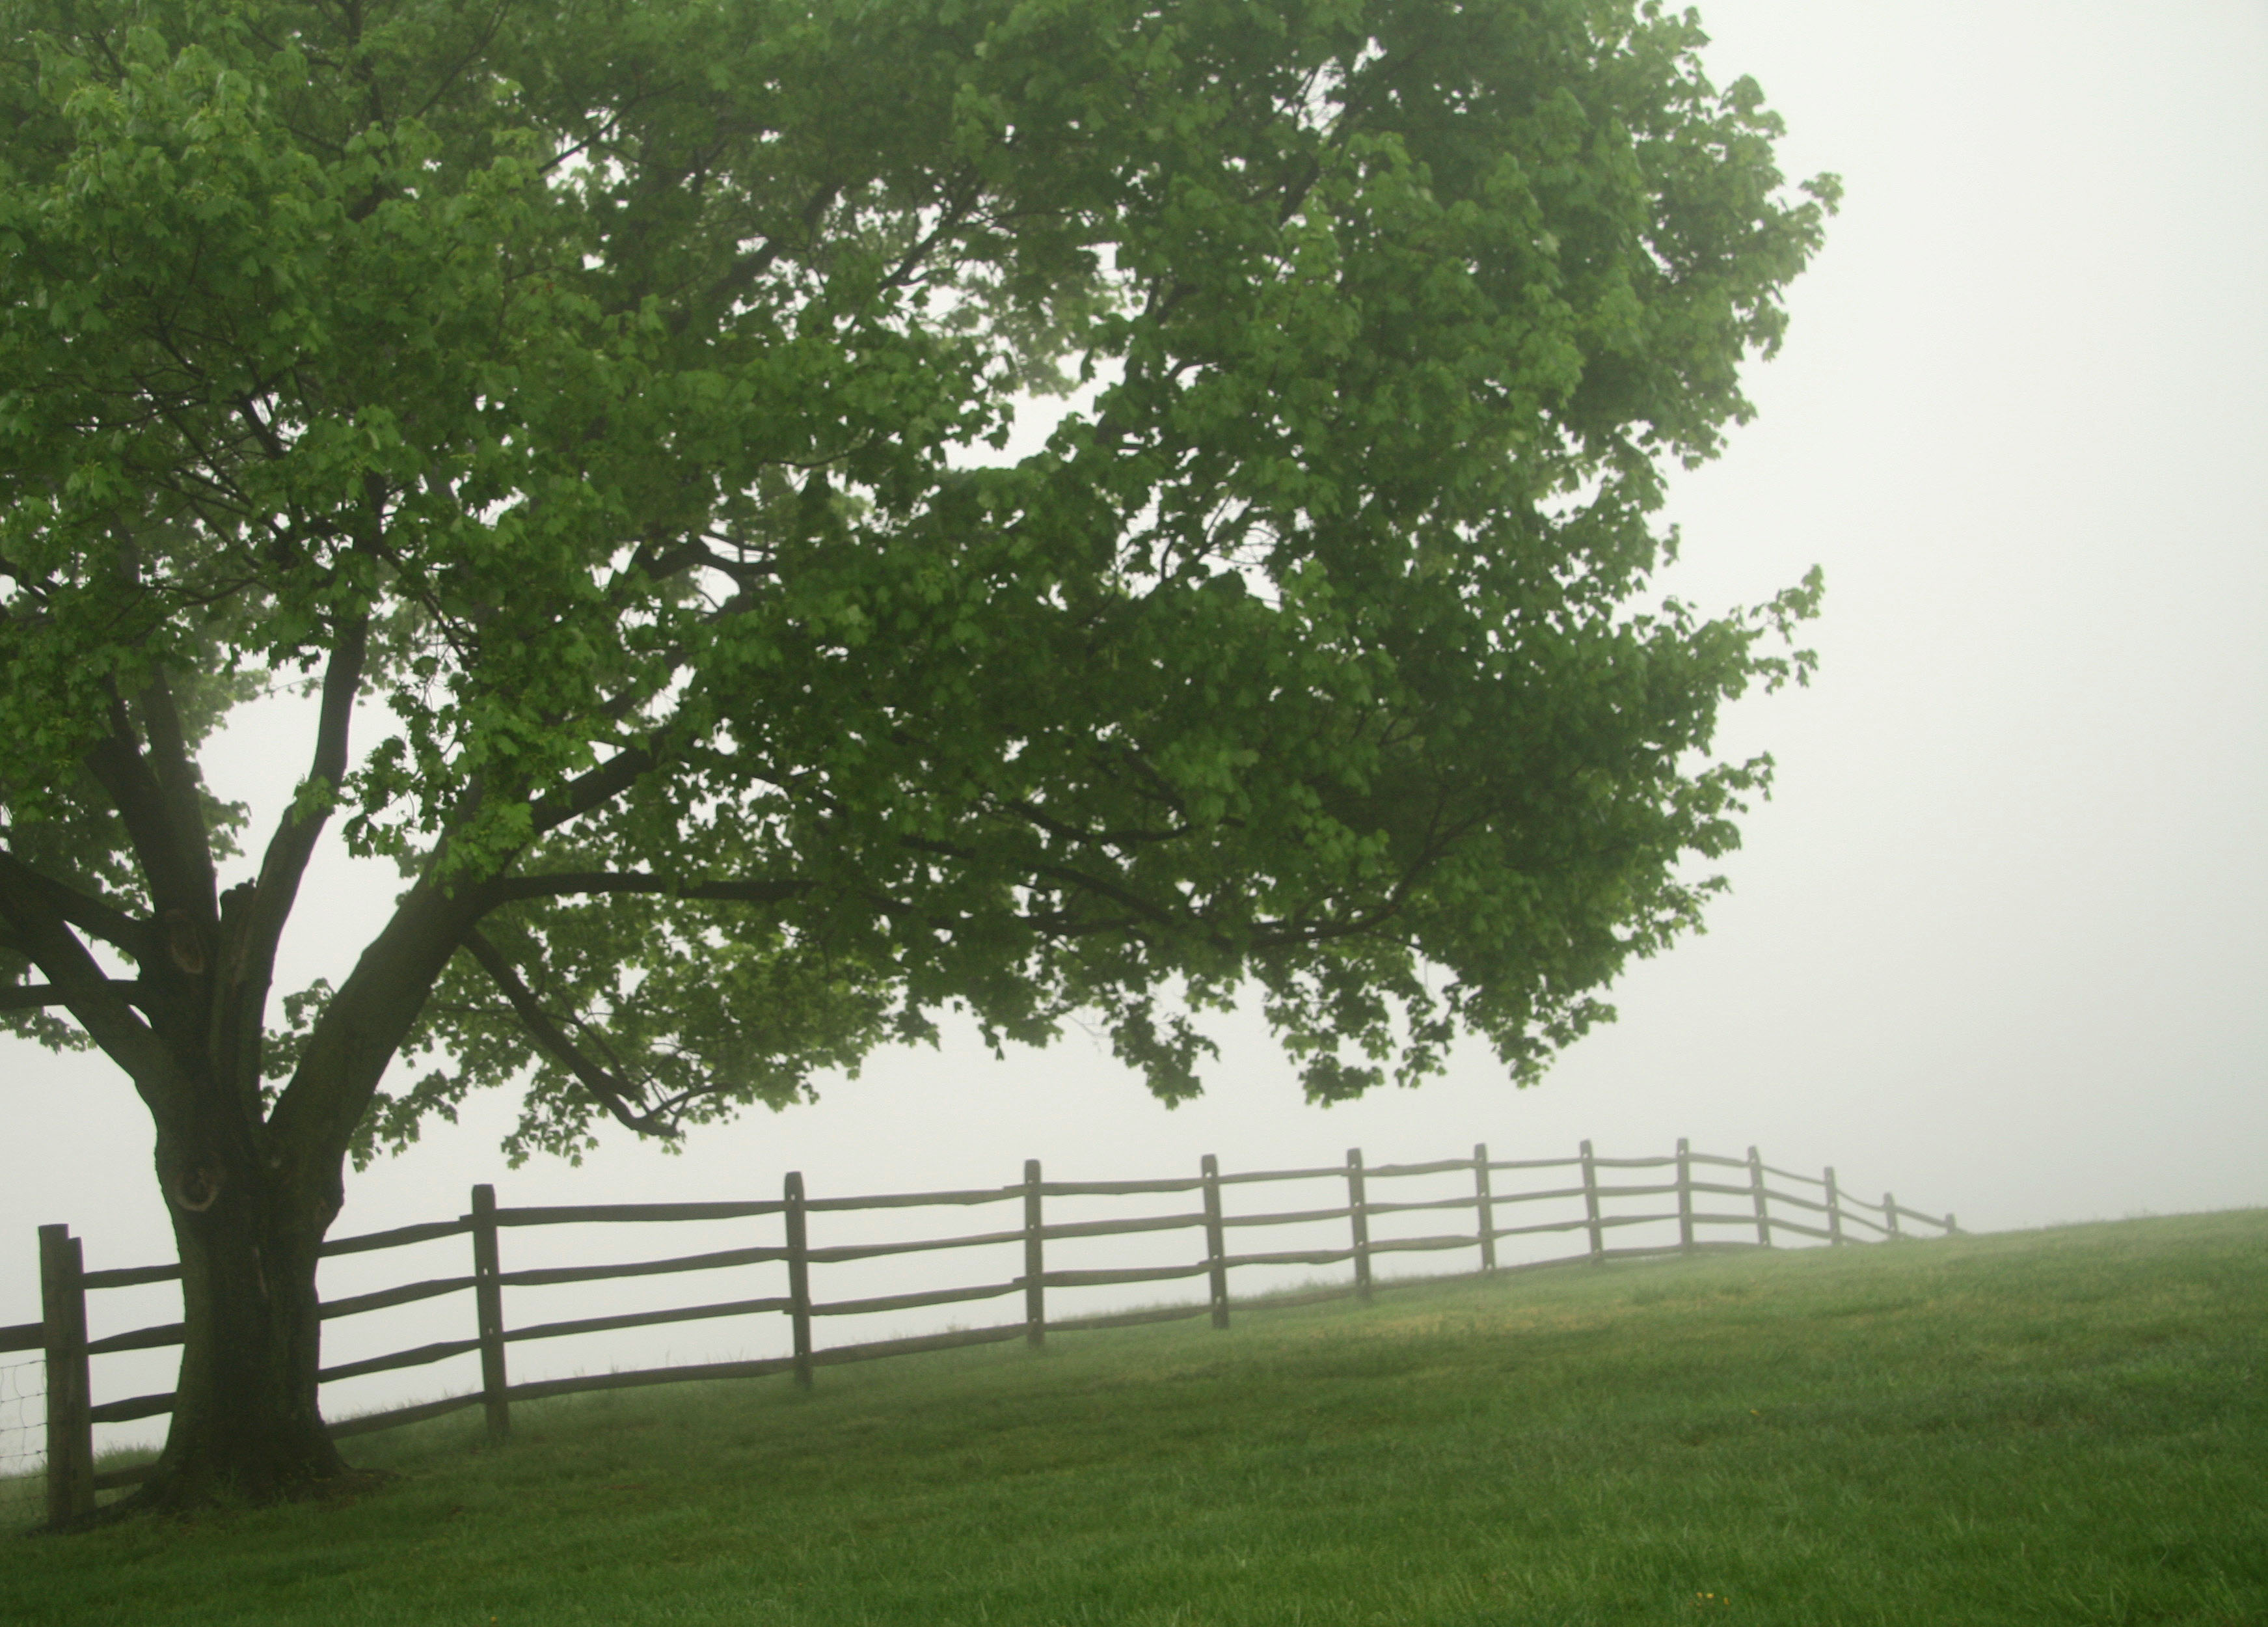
0, 0, 1831, 1505
1, 0, 1833, 1507
1, 0, 1831, 1141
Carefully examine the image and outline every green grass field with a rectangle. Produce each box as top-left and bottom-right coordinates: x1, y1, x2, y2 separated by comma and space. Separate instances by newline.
6, 1210, 2263, 1626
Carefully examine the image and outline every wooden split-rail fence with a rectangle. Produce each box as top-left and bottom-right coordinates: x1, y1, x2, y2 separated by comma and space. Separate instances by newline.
7, 1138, 1956, 1527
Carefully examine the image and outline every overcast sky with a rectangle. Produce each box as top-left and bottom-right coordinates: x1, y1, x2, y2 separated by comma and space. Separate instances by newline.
5, 0, 2264, 1450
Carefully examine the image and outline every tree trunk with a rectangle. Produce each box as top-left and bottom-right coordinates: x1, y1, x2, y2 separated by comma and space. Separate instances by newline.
122, 1132, 351, 1511
106, 873, 482, 1513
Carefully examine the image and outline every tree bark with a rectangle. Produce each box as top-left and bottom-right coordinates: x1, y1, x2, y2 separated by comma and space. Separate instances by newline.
96, 875, 485, 1514
122, 1122, 349, 1511
126, 891, 481, 1510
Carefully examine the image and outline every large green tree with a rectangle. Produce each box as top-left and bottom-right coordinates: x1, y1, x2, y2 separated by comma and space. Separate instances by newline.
0, 0, 1832, 1511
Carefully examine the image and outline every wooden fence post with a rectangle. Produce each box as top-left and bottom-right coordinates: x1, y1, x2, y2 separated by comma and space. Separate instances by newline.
1580, 1140, 1604, 1264
1747, 1146, 1772, 1247
1201, 1155, 1230, 1330
1023, 1159, 1045, 1348
39, 1225, 93, 1527
1823, 1166, 1844, 1246
1472, 1143, 1496, 1272
1675, 1137, 1695, 1255
1945, 1212, 1959, 1237
785, 1171, 813, 1389
470, 1184, 510, 1443
1346, 1148, 1371, 1303
1883, 1192, 1900, 1239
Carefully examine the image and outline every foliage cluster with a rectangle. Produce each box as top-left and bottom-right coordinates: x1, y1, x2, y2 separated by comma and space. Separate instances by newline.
1, 0, 1832, 1163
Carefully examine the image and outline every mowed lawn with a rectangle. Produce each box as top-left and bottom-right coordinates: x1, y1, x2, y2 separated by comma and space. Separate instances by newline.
6, 1210, 2263, 1626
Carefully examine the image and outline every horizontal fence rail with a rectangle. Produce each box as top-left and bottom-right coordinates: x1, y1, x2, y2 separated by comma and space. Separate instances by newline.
14, 1138, 1956, 1526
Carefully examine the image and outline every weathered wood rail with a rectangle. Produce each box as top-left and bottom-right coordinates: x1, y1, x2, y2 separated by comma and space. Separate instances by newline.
7, 1138, 1956, 1526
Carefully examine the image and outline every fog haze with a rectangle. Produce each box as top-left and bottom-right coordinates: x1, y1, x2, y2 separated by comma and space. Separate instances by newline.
5, 0, 2263, 1451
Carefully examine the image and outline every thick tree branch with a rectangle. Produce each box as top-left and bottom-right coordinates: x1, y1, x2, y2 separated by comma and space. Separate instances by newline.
193, 611, 373, 1110
683, 180, 843, 330
1010, 898, 1137, 938
83, 686, 215, 937
877, 180, 979, 294
459, 927, 679, 1138
904, 834, 1418, 955
0, 849, 144, 953
1025, 859, 1194, 936
241, 612, 370, 974
267, 875, 489, 1164
0, 859, 183, 1107
478, 871, 811, 908
999, 797, 1192, 851
0, 979, 144, 1012
134, 668, 223, 917
528, 746, 657, 835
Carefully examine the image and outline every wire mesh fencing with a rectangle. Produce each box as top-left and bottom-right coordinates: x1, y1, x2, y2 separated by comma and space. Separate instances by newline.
1, 1356, 44, 1477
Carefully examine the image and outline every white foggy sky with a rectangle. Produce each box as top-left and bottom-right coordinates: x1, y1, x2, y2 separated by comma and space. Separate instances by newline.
5, 0, 2265, 1439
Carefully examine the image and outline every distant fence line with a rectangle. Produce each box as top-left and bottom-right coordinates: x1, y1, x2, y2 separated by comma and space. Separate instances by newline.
7, 1138, 1957, 1527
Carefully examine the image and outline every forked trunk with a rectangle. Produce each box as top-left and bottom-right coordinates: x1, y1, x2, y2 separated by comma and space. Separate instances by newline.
121, 1134, 349, 1511
107, 873, 479, 1514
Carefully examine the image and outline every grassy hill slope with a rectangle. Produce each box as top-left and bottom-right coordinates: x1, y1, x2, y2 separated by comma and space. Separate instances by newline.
7, 1210, 2263, 1626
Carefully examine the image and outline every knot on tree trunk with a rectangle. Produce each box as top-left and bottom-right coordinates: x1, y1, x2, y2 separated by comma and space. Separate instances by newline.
172, 1164, 225, 1212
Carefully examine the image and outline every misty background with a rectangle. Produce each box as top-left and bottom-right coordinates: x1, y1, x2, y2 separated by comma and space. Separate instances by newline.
5, 0, 2263, 1458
